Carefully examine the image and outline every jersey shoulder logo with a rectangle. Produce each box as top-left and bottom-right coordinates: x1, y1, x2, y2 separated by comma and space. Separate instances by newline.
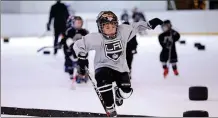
104, 40, 123, 61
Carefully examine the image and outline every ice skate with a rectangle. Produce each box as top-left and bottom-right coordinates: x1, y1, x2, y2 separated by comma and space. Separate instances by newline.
81, 76, 88, 83
106, 110, 117, 117
163, 68, 169, 78
75, 75, 82, 84
106, 105, 117, 117
74, 74, 87, 84
173, 69, 179, 76
114, 86, 123, 106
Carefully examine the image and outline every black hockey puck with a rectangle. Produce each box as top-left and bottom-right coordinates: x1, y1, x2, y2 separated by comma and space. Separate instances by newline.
194, 42, 202, 48
197, 45, 205, 50
3, 37, 9, 43
179, 40, 186, 44
183, 110, 209, 117
189, 86, 208, 101
43, 51, 50, 54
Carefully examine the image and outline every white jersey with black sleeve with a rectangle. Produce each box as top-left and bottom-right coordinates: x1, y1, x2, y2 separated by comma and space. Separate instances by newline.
73, 21, 151, 72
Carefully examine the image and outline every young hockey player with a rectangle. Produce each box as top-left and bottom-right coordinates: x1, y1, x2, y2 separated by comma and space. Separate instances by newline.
158, 20, 180, 78
71, 11, 163, 116
122, 21, 138, 80
58, 16, 89, 83
132, 7, 146, 22
120, 9, 129, 23
132, 7, 147, 35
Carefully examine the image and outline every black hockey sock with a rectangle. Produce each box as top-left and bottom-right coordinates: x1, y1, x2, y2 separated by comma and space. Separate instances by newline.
68, 69, 74, 75
162, 62, 168, 69
97, 84, 115, 110
171, 63, 177, 70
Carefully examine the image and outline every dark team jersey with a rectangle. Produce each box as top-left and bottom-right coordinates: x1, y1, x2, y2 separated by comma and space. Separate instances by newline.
60, 27, 89, 59
158, 29, 180, 49
127, 36, 138, 52
60, 27, 89, 45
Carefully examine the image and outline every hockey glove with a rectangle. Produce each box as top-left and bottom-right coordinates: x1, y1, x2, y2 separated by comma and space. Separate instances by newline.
132, 50, 137, 54
77, 53, 88, 76
148, 18, 163, 29
56, 42, 63, 49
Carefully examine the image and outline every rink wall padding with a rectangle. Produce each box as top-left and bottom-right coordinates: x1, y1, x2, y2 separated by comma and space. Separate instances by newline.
1, 11, 218, 37
1, 106, 150, 117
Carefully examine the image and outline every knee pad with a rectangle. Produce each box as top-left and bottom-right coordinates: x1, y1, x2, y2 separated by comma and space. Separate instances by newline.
117, 85, 133, 99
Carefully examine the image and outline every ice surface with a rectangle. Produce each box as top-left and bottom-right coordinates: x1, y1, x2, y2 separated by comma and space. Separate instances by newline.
1, 35, 218, 117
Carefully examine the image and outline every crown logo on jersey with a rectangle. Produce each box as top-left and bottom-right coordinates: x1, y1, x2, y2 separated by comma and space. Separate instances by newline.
104, 40, 123, 61
112, 54, 118, 59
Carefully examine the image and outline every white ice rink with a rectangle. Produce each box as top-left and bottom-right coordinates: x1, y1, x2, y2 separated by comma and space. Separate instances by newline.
1, 35, 218, 117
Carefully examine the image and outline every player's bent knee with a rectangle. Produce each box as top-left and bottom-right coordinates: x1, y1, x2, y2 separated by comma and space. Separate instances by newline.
118, 87, 133, 99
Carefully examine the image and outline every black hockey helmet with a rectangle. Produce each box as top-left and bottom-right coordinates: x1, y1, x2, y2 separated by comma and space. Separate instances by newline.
96, 11, 118, 39
67, 16, 83, 29
162, 19, 172, 31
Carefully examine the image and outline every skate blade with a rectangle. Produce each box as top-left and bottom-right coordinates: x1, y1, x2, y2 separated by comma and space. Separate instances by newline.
164, 75, 168, 79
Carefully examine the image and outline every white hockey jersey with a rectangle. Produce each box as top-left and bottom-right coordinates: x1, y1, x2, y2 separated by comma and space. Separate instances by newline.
73, 21, 151, 72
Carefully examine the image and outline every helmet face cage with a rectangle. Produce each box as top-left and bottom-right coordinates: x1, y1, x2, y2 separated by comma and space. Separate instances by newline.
161, 20, 172, 32
96, 11, 118, 39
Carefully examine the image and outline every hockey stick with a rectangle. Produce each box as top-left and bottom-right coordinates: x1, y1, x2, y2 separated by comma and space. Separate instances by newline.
85, 67, 109, 117
167, 31, 173, 69
37, 46, 54, 52
38, 31, 50, 38
37, 45, 60, 52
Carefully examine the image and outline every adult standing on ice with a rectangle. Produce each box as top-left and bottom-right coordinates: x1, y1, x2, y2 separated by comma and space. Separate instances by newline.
47, 0, 69, 55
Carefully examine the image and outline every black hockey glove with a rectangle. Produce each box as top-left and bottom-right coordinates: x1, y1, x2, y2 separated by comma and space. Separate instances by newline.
148, 18, 163, 29
77, 53, 88, 76
56, 42, 63, 49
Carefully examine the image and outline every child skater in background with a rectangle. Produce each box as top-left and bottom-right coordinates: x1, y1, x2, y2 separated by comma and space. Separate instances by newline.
58, 16, 89, 83
158, 20, 180, 78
